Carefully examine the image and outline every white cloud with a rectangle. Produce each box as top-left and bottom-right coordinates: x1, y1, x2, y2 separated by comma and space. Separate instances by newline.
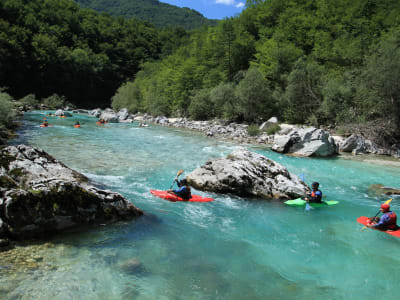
235, 2, 244, 8
215, 0, 236, 5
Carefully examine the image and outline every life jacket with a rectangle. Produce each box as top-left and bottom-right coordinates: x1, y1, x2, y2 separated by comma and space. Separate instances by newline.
178, 186, 191, 200
310, 190, 322, 203
384, 211, 397, 230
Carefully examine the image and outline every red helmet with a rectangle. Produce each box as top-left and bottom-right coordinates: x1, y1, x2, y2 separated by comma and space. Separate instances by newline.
381, 203, 390, 211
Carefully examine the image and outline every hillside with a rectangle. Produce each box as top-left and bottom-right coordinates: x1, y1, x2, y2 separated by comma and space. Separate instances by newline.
75, 0, 218, 29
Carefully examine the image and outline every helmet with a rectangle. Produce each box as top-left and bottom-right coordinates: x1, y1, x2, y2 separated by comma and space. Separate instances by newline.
311, 182, 319, 189
180, 179, 188, 186
381, 203, 390, 211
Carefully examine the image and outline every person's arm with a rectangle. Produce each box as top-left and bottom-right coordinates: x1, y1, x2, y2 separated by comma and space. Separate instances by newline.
173, 186, 186, 194
371, 214, 389, 228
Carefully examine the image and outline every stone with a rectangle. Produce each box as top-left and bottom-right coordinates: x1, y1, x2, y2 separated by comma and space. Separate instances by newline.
0, 145, 143, 240
272, 127, 338, 157
187, 147, 309, 200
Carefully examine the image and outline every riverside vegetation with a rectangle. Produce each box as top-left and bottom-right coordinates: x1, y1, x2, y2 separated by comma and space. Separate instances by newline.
1, 0, 400, 147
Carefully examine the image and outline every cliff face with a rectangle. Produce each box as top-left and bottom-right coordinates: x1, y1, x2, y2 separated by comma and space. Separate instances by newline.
0, 145, 143, 241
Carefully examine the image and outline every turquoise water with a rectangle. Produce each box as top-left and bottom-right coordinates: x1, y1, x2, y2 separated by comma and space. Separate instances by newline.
5, 111, 400, 299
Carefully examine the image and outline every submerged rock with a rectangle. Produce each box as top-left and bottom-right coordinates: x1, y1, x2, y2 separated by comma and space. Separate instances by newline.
186, 148, 308, 200
272, 127, 337, 157
0, 145, 143, 240
368, 184, 400, 197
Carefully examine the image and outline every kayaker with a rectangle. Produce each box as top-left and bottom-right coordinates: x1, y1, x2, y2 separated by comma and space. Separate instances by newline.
99, 118, 106, 124
368, 203, 398, 231
168, 178, 192, 200
305, 182, 322, 203
42, 120, 49, 127
75, 121, 80, 126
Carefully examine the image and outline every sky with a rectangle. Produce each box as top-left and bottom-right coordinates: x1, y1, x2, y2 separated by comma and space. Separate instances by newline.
160, 0, 246, 20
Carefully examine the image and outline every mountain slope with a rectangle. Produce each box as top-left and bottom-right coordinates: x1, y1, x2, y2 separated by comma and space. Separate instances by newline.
75, 0, 218, 29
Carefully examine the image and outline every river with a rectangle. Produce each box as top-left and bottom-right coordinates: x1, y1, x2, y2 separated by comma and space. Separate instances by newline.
4, 111, 400, 299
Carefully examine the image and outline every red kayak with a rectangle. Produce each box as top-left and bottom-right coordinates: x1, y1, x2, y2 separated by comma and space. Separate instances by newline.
357, 216, 400, 238
150, 190, 214, 202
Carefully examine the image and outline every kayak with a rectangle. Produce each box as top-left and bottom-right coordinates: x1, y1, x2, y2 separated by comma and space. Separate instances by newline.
284, 198, 339, 207
150, 189, 214, 202
40, 124, 52, 127
74, 125, 81, 128
357, 216, 400, 238
96, 121, 107, 125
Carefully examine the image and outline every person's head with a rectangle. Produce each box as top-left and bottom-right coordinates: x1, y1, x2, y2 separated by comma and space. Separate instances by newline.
381, 203, 390, 213
180, 178, 188, 186
311, 182, 319, 190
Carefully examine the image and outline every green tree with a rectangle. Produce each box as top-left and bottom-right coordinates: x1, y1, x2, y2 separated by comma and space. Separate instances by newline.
282, 58, 325, 125
235, 67, 274, 123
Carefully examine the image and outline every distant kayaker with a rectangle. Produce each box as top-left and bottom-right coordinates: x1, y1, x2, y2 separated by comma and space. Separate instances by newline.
42, 120, 49, 127
75, 121, 80, 126
168, 178, 192, 200
305, 182, 322, 203
368, 203, 398, 231
99, 118, 106, 124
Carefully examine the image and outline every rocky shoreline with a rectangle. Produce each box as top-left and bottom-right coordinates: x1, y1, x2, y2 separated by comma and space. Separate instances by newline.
86, 107, 400, 159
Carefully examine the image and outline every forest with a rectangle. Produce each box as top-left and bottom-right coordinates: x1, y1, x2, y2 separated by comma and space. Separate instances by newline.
112, 0, 400, 131
1, 0, 400, 141
74, 0, 217, 29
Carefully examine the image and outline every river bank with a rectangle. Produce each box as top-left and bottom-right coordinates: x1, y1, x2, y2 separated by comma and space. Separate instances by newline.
85, 108, 400, 159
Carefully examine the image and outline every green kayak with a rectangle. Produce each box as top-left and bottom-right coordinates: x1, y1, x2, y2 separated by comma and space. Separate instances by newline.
284, 198, 339, 207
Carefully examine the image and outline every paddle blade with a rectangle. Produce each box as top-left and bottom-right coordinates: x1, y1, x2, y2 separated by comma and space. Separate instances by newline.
385, 199, 393, 205
305, 202, 313, 211
176, 169, 184, 177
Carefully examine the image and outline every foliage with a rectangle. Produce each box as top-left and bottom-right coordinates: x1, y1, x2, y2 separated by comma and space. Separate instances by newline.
356, 29, 400, 127
0, 0, 161, 108
235, 67, 275, 123
188, 89, 213, 120
75, 0, 217, 30
0, 91, 15, 142
266, 124, 281, 135
247, 124, 260, 136
19, 94, 40, 109
41, 94, 67, 109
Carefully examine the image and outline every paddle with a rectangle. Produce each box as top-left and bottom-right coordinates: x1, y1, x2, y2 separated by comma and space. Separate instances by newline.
169, 169, 184, 190
300, 173, 313, 211
361, 198, 392, 231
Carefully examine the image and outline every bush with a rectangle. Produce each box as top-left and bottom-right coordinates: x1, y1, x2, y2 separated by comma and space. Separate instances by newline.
19, 94, 39, 109
266, 124, 281, 135
188, 88, 214, 120
247, 124, 260, 136
41, 94, 66, 109
0, 91, 16, 143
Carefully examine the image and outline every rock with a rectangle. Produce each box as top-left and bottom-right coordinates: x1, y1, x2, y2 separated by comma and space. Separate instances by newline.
118, 258, 145, 274
88, 108, 102, 118
117, 108, 129, 121
340, 134, 365, 152
259, 117, 278, 130
272, 127, 338, 157
368, 184, 400, 196
186, 147, 309, 200
99, 109, 119, 123
0, 145, 143, 240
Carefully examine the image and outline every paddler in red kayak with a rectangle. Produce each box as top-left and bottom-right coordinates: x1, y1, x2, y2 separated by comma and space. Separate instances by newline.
367, 203, 398, 231
168, 178, 192, 200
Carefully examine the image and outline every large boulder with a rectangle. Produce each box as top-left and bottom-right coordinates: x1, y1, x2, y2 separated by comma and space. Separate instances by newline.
272, 127, 338, 157
99, 108, 119, 123
0, 145, 142, 240
186, 148, 309, 200
117, 108, 129, 121
88, 108, 102, 118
